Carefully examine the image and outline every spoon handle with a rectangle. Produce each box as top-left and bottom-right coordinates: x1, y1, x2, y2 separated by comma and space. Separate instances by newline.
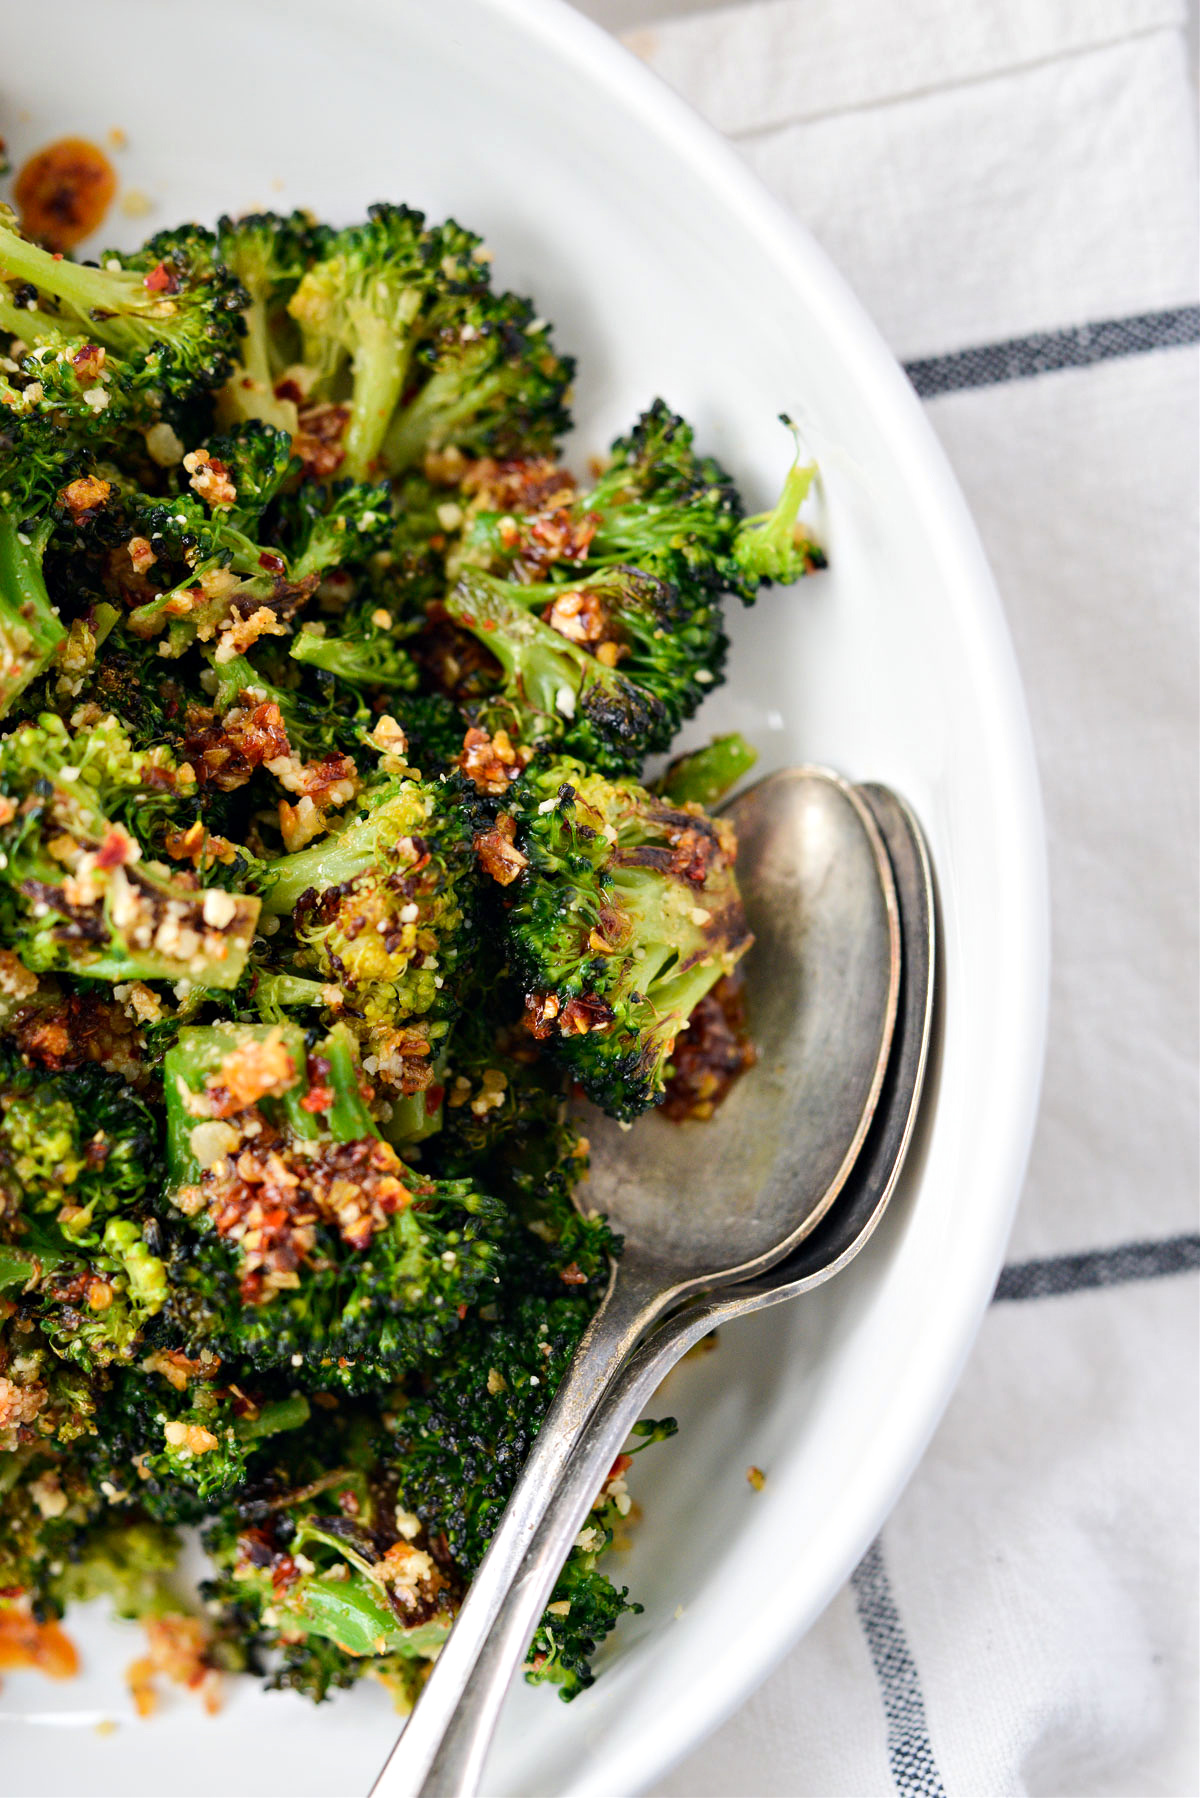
407, 1298, 723, 1798
368, 1256, 673, 1798
420, 1178, 922, 1796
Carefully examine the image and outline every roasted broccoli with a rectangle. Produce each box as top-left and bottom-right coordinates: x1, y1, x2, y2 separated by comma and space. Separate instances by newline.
0, 712, 259, 989
440, 561, 724, 773
0, 192, 824, 1716
259, 773, 476, 1089
158, 1020, 506, 1373
500, 757, 752, 1119
0, 416, 82, 718
0, 214, 247, 439
286, 205, 571, 480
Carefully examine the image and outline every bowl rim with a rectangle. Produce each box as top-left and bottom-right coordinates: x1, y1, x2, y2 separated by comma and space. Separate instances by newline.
462, 0, 1051, 1788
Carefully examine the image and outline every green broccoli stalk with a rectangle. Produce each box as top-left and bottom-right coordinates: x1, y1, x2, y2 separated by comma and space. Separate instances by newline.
201, 1436, 455, 1675
0, 712, 260, 989
289, 616, 420, 692
216, 210, 331, 433
0, 216, 247, 400
730, 418, 824, 591
503, 757, 753, 1120
657, 733, 758, 809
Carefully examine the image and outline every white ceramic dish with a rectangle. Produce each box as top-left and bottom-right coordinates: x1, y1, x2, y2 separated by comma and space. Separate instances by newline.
0, 1, 1049, 1792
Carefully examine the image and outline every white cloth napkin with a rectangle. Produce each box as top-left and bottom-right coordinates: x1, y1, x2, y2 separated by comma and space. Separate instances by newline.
571, 1, 1200, 1792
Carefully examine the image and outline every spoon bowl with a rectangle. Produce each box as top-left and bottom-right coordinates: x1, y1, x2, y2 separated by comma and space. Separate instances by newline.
581, 767, 902, 1282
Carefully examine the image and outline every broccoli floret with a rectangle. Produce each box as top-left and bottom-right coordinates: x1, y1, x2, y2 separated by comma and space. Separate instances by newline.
92, 1374, 310, 1511
202, 649, 370, 770
441, 561, 724, 773
380, 287, 573, 473
730, 420, 824, 591
459, 403, 822, 604
201, 1429, 454, 1676
0, 215, 247, 421
215, 211, 331, 434
287, 205, 571, 480
0, 1060, 169, 1375
0, 1443, 109, 1603
158, 1021, 506, 1373
526, 1418, 677, 1699
501, 758, 752, 1119
289, 613, 419, 693
0, 711, 260, 989
0, 1056, 157, 1241
260, 775, 476, 1052
287, 204, 463, 481
0, 1315, 102, 1449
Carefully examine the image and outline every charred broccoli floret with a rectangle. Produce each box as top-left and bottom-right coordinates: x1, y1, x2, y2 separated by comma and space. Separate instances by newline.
380, 286, 573, 473
441, 561, 724, 773
259, 775, 476, 1081
0, 215, 247, 426
501, 758, 753, 1119
458, 402, 821, 601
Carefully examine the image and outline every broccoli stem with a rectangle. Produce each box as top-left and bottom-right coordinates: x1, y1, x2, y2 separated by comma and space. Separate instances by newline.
261, 802, 387, 915
0, 225, 158, 340
342, 293, 421, 480
283, 1565, 449, 1659
731, 439, 818, 586
0, 512, 67, 718
254, 971, 330, 1015
445, 573, 589, 720
381, 358, 505, 472
235, 1394, 310, 1443
321, 1023, 381, 1143
290, 626, 417, 690
657, 734, 758, 808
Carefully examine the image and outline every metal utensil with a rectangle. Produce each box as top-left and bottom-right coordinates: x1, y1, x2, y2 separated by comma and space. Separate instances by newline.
370, 768, 902, 1798
420, 781, 937, 1798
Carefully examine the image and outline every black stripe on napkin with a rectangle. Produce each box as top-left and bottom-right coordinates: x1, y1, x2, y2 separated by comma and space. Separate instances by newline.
851, 1538, 946, 1798
994, 1233, 1200, 1302
903, 304, 1200, 398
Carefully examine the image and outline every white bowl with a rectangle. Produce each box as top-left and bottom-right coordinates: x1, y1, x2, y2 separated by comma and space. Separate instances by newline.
1, 1, 1049, 1792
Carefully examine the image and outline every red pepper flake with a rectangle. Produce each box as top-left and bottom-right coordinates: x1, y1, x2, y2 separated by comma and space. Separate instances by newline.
425, 1084, 445, 1116
258, 552, 286, 574
94, 827, 132, 870
608, 1453, 633, 1481
142, 261, 179, 295
300, 1086, 333, 1113
559, 1262, 587, 1286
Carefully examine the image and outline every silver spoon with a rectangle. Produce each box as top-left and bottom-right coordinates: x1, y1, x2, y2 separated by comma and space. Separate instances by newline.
370, 767, 902, 1798
418, 781, 937, 1798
